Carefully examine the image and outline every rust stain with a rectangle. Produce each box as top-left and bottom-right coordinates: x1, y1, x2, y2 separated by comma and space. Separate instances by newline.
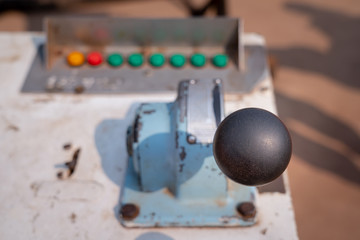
70, 213, 76, 223
215, 199, 226, 207
166, 85, 176, 91
120, 204, 140, 221
7, 124, 19, 131
57, 171, 64, 180
66, 148, 81, 177
102, 210, 112, 220
74, 85, 85, 94
30, 182, 40, 197
236, 202, 256, 219
227, 178, 235, 192
224, 94, 243, 102
162, 187, 174, 197
33, 97, 54, 103
63, 143, 72, 150
0, 54, 20, 63
140, 47, 152, 57
57, 148, 81, 180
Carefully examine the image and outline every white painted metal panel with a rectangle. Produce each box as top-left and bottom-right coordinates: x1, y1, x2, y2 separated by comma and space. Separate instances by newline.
0, 33, 298, 240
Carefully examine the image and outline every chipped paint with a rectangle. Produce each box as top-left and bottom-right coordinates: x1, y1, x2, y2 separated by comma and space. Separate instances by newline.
143, 109, 156, 114
133, 114, 142, 142
179, 163, 184, 173
179, 146, 186, 161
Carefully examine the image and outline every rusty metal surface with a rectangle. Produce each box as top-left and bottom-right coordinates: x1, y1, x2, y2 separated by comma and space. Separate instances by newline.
237, 202, 257, 219
120, 204, 140, 221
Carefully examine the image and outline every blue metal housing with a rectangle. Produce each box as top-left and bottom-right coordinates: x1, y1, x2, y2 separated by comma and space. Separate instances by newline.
121, 80, 256, 227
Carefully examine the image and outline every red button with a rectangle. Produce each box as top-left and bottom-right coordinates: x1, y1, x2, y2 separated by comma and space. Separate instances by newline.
87, 52, 103, 66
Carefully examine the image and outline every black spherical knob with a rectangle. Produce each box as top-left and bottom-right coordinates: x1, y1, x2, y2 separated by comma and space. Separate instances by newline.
213, 108, 292, 186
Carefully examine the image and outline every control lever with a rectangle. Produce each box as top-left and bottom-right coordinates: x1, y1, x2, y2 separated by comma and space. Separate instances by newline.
121, 79, 293, 227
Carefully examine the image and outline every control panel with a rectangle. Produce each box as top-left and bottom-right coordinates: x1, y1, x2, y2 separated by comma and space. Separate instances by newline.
0, 17, 298, 239
22, 17, 268, 95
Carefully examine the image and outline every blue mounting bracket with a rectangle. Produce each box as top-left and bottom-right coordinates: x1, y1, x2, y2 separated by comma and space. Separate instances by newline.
121, 79, 257, 227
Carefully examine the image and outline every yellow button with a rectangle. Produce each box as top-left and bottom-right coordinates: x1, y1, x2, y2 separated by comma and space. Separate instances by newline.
67, 51, 85, 67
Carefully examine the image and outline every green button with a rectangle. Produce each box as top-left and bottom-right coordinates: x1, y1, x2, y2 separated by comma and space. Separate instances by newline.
190, 53, 206, 67
107, 53, 123, 67
128, 53, 144, 67
149, 53, 165, 67
170, 54, 186, 68
212, 54, 228, 68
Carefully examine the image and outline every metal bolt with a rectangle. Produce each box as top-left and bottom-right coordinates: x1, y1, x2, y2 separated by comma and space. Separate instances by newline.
214, 78, 222, 85
236, 202, 256, 219
189, 79, 196, 85
120, 203, 140, 220
187, 135, 196, 144
74, 85, 85, 94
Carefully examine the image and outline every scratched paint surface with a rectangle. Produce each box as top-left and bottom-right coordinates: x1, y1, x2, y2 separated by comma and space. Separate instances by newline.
0, 33, 298, 240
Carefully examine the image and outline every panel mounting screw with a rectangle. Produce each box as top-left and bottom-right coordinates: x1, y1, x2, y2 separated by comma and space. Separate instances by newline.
187, 135, 196, 144
214, 78, 222, 85
236, 202, 256, 219
74, 85, 85, 94
120, 203, 140, 220
189, 79, 196, 85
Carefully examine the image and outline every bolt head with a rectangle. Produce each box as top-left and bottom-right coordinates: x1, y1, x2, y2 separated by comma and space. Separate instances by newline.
236, 202, 256, 219
189, 79, 196, 85
214, 78, 222, 85
120, 203, 139, 220
187, 135, 196, 144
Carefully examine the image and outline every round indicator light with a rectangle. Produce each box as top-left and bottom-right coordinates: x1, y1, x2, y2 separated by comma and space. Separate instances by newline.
67, 51, 85, 67
212, 54, 228, 68
107, 53, 124, 67
87, 52, 103, 66
190, 53, 206, 67
128, 53, 144, 67
170, 54, 186, 68
149, 53, 165, 67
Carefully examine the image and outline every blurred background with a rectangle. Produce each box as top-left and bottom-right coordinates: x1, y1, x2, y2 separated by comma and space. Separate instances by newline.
0, 0, 359, 239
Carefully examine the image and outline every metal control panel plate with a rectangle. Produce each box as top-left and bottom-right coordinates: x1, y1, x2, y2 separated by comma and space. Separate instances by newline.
21, 18, 268, 94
